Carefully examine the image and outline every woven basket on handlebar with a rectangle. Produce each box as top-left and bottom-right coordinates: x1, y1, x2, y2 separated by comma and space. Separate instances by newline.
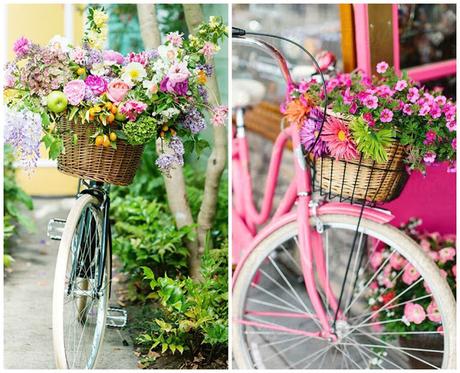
57, 118, 144, 186
313, 112, 409, 204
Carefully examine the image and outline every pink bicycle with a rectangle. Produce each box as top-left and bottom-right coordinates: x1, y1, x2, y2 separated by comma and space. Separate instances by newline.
231, 29, 456, 369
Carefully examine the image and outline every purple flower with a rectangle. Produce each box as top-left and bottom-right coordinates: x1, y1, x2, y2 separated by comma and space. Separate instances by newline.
13, 36, 32, 58
363, 95, 378, 109
169, 136, 185, 166
343, 88, 353, 105
394, 80, 408, 91
407, 87, 420, 103
160, 76, 189, 96
84, 47, 103, 68
5, 108, 42, 173
155, 153, 177, 177
196, 64, 214, 77
380, 109, 393, 123
376, 61, 389, 74
299, 109, 327, 157
85, 75, 107, 96
183, 107, 206, 134
197, 85, 208, 104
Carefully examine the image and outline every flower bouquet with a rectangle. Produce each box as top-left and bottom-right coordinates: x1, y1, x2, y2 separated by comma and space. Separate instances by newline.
367, 218, 456, 368
4, 7, 228, 185
284, 62, 456, 203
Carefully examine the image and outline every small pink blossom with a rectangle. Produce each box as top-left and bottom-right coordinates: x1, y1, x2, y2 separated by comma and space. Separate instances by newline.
120, 100, 148, 121
428, 250, 439, 262
402, 104, 412, 115
434, 95, 447, 106
69, 47, 87, 65
407, 87, 420, 103
438, 247, 456, 264
423, 130, 437, 145
349, 102, 358, 114
201, 42, 217, 59
376, 61, 389, 74
64, 79, 86, 105
389, 253, 406, 270
452, 265, 456, 277
380, 108, 393, 123
107, 79, 130, 103
418, 104, 431, 116
166, 31, 183, 47
427, 301, 442, 323
376, 84, 394, 97
363, 95, 378, 109
437, 326, 444, 335
167, 61, 190, 84
430, 104, 442, 119
452, 138, 457, 150
370, 251, 383, 270
446, 120, 456, 132
103, 50, 124, 65
402, 264, 420, 285
447, 162, 456, 173
404, 303, 426, 324
343, 87, 353, 105
423, 151, 436, 165
211, 105, 228, 126
13, 36, 31, 58
394, 80, 408, 91
420, 238, 431, 252
363, 112, 375, 127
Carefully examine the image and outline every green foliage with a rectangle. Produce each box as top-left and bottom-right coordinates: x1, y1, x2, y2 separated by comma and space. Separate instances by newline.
350, 116, 395, 163
138, 243, 228, 355
124, 114, 157, 145
156, 4, 188, 36
4, 145, 34, 266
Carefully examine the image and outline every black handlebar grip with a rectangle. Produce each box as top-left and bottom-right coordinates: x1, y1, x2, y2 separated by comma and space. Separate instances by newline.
232, 27, 246, 37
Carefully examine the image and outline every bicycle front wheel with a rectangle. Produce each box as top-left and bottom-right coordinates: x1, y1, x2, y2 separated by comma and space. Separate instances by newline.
232, 214, 456, 369
52, 194, 110, 369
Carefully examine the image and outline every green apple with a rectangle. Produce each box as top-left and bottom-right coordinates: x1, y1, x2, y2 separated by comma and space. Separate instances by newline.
47, 91, 68, 113
115, 112, 127, 122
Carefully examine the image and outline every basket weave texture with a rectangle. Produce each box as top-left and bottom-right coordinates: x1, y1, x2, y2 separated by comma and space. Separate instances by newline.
57, 119, 144, 186
314, 113, 408, 203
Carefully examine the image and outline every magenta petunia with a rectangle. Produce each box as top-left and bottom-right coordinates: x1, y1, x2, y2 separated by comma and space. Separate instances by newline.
407, 87, 420, 103
423, 130, 437, 145
363, 95, 378, 109
394, 79, 408, 91
380, 108, 393, 123
376, 61, 389, 74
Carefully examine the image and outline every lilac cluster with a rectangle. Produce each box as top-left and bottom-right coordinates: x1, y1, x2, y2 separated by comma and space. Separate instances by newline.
155, 154, 177, 177
196, 63, 213, 77
169, 136, 185, 166
183, 107, 206, 134
197, 85, 208, 104
155, 136, 185, 176
84, 46, 103, 68
5, 108, 42, 173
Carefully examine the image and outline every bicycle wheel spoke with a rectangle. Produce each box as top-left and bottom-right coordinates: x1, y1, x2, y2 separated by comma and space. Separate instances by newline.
247, 296, 307, 314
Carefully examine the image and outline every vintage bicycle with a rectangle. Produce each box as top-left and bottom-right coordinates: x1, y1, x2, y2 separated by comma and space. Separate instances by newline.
231, 28, 456, 369
48, 180, 127, 369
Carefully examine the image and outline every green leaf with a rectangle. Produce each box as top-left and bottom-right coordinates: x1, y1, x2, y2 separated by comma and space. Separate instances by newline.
69, 106, 79, 121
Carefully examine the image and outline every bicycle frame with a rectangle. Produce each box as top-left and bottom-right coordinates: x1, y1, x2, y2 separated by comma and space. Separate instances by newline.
232, 35, 396, 340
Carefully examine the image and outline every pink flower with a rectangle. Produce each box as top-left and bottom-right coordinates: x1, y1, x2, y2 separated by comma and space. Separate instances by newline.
167, 61, 190, 84
166, 31, 183, 47
402, 104, 412, 115
452, 138, 456, 150
437, 326, 444, 335
446, 120, 456, 132
407, 87, 420, 103
447, 162, 456, 173
363, 95, 378, 109
349, 102, 357, 114
389, 253, 406, 270
428, 250, 439, 261
427, 301, 442, 323
63, 79, 86, 105
394, 80, 408, 91
376, 61, 389, 74
435, 95, 447, 106
69, 47, 87, 65
126, 51, 149, 66
85, 75, 107, 96
376, 84, 394, 97
380, 109, 393, 123
13, 36, 31, 58
211, 105, 228, 126
322, 116, 358, 160
419, 104, 431, 116
343, 87, 353, 104
404, 302, 426, 324
423, 151, 436, 165
452, 265, 456, 277
201, 42, 217, 59
438, 247, 456, 264
370, 251, 383, 270
430, 104, 442, 119
103, 50, 124, 65
423, 130, 437, 145
420, 238, 431, 252
120, 100, 148, 121
363, 112, 375, 127
107, 79, 130, 103
4, 70, 14, 88
402, 264, 420, 285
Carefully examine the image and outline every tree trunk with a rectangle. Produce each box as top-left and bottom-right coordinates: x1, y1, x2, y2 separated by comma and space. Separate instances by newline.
137, 4, 161, 49
184, 4, 228, 255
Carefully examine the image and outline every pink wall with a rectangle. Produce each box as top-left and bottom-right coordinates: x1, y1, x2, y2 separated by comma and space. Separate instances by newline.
353, 4, 457, 234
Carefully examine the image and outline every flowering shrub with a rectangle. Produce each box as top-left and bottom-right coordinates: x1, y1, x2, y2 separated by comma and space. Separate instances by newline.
284, 62, 456, 172
4, 7, 228, 174
367, 218, 456, 336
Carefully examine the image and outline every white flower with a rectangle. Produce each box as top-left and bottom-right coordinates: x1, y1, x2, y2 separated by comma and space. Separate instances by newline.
401, 315, 411, 326
121, 62, 147, 84
368, 298, 376, 306
93, 9, 109, 28
160, 107, 180, 119
48, 35, 72, 52
157, 44, 178, 63
90, 63, 108, 76
152, 59, 166, 73
142, 79, 159, 98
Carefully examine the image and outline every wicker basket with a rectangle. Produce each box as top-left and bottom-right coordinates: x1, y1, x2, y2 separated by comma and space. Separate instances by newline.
313, 113, 409, 203
57, 119, 144, 186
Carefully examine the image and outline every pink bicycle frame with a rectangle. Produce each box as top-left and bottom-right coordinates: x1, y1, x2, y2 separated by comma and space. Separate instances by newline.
232, 36, 395, 339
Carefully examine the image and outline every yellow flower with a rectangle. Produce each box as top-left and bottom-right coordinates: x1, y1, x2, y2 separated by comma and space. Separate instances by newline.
93, 9, 108, 28
197, 70, 207, 85
209, 16, 219, 29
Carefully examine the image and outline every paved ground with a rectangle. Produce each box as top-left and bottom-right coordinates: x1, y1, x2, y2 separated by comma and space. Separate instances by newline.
4, 198, 138, 369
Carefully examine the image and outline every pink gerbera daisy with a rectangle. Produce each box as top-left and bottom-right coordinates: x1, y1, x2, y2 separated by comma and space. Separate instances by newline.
322, 116, 358, 160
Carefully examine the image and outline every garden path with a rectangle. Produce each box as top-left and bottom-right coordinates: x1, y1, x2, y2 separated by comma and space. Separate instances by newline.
4, 198, 138, 369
